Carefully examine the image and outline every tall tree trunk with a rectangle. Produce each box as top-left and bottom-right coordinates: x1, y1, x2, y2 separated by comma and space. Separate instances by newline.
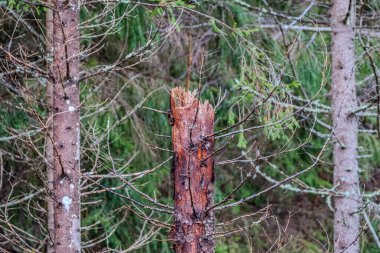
331, 1, 360, 253
169, 87, 215, 253
52, 0, 81, 251
45, 7, 54, 253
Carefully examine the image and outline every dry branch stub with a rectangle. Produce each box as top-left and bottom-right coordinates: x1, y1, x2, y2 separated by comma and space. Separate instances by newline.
169, 87, 215, 253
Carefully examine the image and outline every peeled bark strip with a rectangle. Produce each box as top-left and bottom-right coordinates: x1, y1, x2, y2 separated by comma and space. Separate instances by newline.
170, 87, 215, 253
331, 1, 360, 253
52, 0, 81, 252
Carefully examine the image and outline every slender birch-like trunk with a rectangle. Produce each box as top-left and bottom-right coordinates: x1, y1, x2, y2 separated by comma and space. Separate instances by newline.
169, 88, 215, 253
45, 6, 54, 253
331, 1, 360, 253
52, 0, 81, 251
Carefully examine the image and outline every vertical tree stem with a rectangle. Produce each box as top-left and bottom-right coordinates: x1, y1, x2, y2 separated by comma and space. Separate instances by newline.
170, 87, 215, 253
52, 0, 81, 251
45, 5, 54, 253
331, 1, 361, 253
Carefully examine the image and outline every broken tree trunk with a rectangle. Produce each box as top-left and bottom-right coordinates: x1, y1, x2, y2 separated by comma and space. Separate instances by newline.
331, 1, 360, 253
52, 0, 81, 252
169, 87, 215, 253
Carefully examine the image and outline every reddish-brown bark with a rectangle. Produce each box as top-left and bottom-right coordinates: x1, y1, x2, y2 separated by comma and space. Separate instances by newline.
169, 87, 215, 253
52, 0, 81, 252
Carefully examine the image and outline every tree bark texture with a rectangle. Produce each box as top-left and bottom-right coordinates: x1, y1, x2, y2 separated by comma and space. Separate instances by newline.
170, 87, 215, 253
331, 1, 360, 253
45, 7, 54, 253
52, 0, 81, 251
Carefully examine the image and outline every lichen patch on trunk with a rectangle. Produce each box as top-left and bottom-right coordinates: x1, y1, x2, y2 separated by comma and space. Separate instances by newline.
62, 196, 73, 212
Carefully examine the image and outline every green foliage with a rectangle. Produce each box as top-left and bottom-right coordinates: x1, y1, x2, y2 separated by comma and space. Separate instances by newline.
237, 126, 247, 149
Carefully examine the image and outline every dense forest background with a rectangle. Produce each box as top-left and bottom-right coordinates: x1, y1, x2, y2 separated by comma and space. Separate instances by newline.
0, 0, 380, 252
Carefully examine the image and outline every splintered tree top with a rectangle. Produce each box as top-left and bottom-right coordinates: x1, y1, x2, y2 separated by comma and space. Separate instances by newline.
170, 87, 214, 118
